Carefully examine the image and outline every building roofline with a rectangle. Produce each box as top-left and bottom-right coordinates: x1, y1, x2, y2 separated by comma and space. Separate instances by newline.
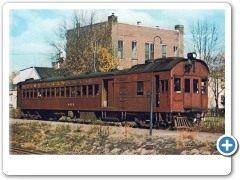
20, 66, 53, 72
117, 22, 181, 32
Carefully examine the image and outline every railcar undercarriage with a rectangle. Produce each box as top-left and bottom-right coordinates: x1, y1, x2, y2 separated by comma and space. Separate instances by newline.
19, 109, 204, 130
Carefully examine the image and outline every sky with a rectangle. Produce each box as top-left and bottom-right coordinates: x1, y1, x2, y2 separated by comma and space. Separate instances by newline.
6, 3, 227, 75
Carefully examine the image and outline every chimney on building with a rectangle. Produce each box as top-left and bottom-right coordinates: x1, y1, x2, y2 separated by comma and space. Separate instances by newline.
175, 25, 184, 57
175, 25, 184, 34
76, 23, 81, 29
108, 13, 118, 24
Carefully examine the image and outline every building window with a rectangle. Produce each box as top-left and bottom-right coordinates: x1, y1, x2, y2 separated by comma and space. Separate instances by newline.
162, 45, 167, 58
174, 78, 181, 92
174, 46, 178, 57
145, 43, 154, 60
132, 41, 137, 59
118, 40, 124, 59
137, 81, 144, 95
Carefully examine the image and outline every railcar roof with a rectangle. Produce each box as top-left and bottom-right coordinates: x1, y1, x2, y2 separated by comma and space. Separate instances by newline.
18, 57, 208, 85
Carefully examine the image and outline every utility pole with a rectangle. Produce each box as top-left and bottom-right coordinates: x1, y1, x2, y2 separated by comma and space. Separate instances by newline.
150, 36, 162, 136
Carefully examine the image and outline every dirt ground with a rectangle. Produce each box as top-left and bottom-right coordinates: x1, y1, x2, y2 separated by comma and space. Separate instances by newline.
9, 118, 223, 155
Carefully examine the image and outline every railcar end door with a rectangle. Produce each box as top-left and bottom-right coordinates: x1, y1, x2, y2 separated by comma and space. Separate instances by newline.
183, 77, 201, 109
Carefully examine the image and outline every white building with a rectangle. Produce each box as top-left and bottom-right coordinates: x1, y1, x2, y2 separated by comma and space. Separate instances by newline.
9, 84, 17, 108
11, 66, 57, 109
13, 67, 57, 84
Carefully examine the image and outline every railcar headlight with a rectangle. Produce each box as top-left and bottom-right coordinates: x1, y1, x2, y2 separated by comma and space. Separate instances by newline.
187, 52, 197, 60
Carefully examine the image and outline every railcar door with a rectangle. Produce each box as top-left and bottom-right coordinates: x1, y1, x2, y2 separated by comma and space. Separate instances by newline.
183, 77, 201, 109
102, 79, 114, 107
159, 77, 169, 111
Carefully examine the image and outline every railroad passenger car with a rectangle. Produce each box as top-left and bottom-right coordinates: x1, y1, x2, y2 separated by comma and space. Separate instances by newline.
17, 53, 209, 128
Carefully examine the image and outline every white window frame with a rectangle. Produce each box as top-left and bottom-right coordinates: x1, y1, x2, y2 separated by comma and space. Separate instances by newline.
132, 41, 137, 59
145, 43, 154, 60
162, 44, 167, 58
118, 40, 124, 59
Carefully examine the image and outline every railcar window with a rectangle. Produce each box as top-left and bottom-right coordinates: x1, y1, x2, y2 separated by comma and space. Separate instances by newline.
76, 86, 81, 96
37, 89, 41, 98
34, 89, 37, 98
166, 80, 168, 91
88, 85, 93, 96
56, 87, 60, 97
71, 86, 75, 97
66, 87, 70, 97
47, 88, 50, 97
26, 90, 29, 98
94, 84, 99, 96
161, 80, 168, 92
42, 88, 46, 98
60, 87, 65, 97
137, 81, 144, 95
22, 91, 25, 98
193, 79, 199, 93
184, 79, 190, 93
174, 78, 181, 92
201, 79, 207, 94
24, 90, 26, 98
82, 85, 87, 96
29, 89, 32, 98
51, 88, 55, 97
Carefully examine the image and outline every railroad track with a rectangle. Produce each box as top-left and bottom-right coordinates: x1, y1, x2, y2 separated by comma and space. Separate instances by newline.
10, 147, 47, 155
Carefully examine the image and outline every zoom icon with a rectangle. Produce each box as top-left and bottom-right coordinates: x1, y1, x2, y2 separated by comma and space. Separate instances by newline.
217, 135, 238, 156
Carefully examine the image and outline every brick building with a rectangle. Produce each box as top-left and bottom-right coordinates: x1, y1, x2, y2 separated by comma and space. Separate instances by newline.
66, 13, 184, 69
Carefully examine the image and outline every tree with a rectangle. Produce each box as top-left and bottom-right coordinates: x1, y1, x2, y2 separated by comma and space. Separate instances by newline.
208, 53, 225, 110
47, 10, 119, 75
188, 20, 225, 109
9, 71, 19, 84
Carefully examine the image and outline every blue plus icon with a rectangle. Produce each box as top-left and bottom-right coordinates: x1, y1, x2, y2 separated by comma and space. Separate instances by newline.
217, 135, 238, 156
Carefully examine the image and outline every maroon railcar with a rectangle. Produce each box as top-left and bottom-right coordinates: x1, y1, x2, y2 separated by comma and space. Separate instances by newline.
17, 53, 209, 128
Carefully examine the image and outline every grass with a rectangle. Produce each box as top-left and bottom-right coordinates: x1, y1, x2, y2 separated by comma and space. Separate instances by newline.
9, 120, 221, 155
